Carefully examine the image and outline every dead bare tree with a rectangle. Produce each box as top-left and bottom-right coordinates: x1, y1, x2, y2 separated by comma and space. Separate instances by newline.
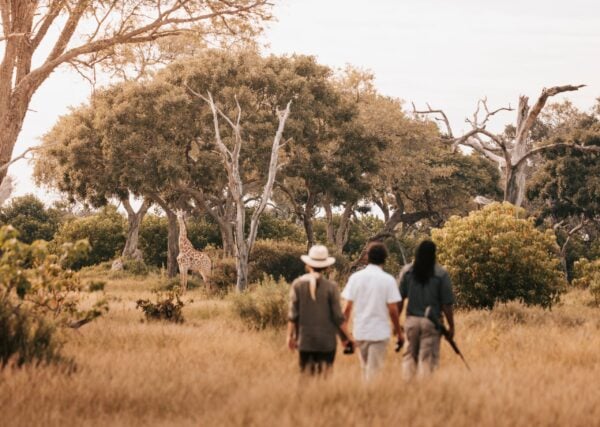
0, 0, 272, 187
187, 87, 291, 291
414, 85, 600, 206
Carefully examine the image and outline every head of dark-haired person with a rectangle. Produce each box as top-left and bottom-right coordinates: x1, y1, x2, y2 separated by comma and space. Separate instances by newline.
413, 240, 436, 284
367, 242, 388, 265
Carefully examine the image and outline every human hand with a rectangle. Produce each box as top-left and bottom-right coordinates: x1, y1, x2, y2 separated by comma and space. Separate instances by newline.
447, 326, 455, 340
287, 335, 298, 351
395, 330, 405, 352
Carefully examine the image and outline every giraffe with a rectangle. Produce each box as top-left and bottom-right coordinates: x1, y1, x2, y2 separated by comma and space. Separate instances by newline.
175, 210, 212, 293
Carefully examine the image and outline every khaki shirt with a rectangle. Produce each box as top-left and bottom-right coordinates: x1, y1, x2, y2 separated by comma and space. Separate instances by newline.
288, 276, 345, 352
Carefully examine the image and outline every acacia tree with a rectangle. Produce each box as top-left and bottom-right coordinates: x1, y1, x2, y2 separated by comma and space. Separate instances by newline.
0, 0, 272, 185
35, 81, 198, 275
527, 101, 600, 275
414, 85, 600, 206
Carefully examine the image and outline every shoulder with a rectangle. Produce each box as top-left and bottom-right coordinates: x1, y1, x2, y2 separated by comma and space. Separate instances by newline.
399, 263, 413, 279
434, 264, 449, 278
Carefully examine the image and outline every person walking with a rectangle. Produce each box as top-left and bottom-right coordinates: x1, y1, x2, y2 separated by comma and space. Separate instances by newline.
342, 242, 403, 381
397, 240, 455, 379
287, 245, 354, 376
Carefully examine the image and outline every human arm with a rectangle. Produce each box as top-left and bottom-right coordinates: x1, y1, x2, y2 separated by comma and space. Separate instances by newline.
287, 284, 299, 350
286, 321, 298, 351
441, 304, 454, 339
387, 303, 404, 346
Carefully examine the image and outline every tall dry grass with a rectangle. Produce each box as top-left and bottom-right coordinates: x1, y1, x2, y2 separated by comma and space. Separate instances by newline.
1, 274, 599, 427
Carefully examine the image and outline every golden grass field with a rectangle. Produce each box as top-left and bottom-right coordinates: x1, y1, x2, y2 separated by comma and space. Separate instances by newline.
1, 272, 600, 427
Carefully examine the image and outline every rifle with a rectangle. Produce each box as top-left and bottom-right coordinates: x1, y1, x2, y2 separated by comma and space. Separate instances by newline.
424, 306, 471, 371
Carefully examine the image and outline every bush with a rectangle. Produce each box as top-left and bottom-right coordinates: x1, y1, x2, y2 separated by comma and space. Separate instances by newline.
572, 258, 600, 305
136, 289, 185, 323
230, 276, 289, 329
255, 212, 305, 244
0, 299, 66, 368
53, 206, 126, 269
432, 202, 566, 310
0, 194, 63, 244
0, 225, 107, 368
122, 259, 150, 276
87, 280, 106, 292
249, 240, 306, 283
211, 257, 237, 291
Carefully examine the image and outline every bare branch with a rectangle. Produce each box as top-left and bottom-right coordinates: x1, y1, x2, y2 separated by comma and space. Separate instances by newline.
412, 102, 453, 137
516, 84, 586, 143
513, 142, 600, 171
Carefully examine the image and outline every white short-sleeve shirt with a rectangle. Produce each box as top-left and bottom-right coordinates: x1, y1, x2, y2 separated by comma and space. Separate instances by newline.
341, 264, 402, 341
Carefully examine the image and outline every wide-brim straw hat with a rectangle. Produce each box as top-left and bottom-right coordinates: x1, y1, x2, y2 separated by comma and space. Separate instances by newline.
301, 245, 336, 268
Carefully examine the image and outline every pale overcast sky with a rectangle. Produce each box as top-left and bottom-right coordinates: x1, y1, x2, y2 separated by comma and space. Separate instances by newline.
8, 0, 600, 201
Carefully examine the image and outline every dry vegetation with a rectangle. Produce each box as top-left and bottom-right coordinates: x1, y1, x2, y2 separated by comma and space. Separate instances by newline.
1, 272, 599, 427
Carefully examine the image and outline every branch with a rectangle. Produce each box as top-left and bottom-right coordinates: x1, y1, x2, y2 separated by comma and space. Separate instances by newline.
516, 84, 586, 143
0, 143, 59, 173
412, 102, 453, 137
513, 142, 600, 170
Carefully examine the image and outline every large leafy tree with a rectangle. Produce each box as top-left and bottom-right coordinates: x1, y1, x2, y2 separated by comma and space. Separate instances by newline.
0, 0, 273, 187
527, 101, 600, 275
0, 194, 62, 243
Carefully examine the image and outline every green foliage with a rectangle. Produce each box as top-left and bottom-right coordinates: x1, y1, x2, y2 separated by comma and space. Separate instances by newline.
254, 212, 305, 244
572, 258, 600, 305
432, 203, 566, 310
230, 276, 289, 330
211, 257, 238, 291
54, 206, 126, 269
0, 299, 65, 368
136, 289, 185, 323
0, 225, 107, 367
0, 195, 63, 243
249, 240, 306, 283
122, 259, 150, 276
87, 280, 106, 292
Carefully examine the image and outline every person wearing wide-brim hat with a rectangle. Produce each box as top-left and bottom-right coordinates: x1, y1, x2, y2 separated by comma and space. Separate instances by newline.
287, 245, 354, 376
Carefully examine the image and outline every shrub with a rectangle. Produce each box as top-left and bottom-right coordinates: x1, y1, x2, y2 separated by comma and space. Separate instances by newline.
249, 240, 306, 283
211, 257, 237, 291
136, 289, 185, 323
87, 280, 106, 292
572, 258, 600, 305
432, 202, 566, 310
53, 206, 126, 269
0, 194, 63, 243
255, 212, 305, 244
122, 258, 150, 276
230, 276, 289, 329
0, 299, 65, 368
0, 225, 107, 368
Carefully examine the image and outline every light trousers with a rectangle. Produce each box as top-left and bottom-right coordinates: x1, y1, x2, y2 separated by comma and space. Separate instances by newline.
402, 315, 441, 380
357, 339, 388, 381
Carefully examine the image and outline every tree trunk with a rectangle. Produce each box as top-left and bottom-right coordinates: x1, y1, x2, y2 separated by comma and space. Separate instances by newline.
235, 241, 250, 292
334, 204, 354, 253
121, 198, 150, 261
323, 197, 335, 245
504, 163, 528, 206
166, 209, 179, 278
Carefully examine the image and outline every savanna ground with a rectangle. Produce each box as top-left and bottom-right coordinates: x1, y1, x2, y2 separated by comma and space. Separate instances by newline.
2, 271, 600, 427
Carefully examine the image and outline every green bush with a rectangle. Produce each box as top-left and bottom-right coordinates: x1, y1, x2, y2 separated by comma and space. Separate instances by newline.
249, 240, 306, 283
122, 258, 150, 276
432, 202, 566, 310
0, 194, 63, 244
572, 258, 600, 305
230, 276, 289, 329
87, 280, 106, 292
255, 212, 305, 244
53, 206, 126, 269
136, 289, 185, 323
0, 299, 66, 368
0, 225, 106, 368
211, 257, 237, 291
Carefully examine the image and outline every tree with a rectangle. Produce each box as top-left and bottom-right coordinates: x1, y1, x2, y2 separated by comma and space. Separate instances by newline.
187, 87, 291, 291
432, 203, 565, 309
527, 101, 600, 276
414, 85, 600, 206
346, 80, 501, 268
0, 194, 62, 243
0, 0, 273, 186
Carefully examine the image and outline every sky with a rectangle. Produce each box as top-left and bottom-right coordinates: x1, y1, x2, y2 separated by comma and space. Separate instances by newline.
7, 0, 600, 202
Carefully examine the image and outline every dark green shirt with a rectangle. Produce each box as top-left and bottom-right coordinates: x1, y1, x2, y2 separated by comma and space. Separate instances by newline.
288, 276, 345, 352
398, 263, 454, 319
